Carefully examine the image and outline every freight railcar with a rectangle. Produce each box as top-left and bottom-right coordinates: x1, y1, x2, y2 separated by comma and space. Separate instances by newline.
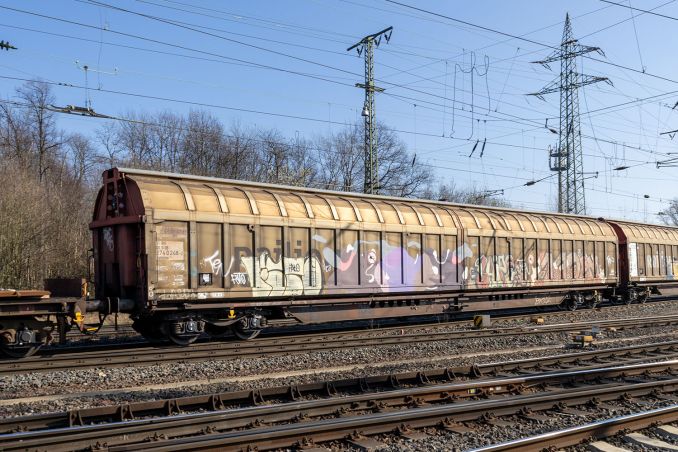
88, 167, 678, 345
606, 220, 678, 301
0, 290, 84, 357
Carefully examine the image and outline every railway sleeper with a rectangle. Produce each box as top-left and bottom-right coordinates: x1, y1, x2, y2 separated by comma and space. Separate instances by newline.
7, 366, 673, 451
3, 342, 675, 436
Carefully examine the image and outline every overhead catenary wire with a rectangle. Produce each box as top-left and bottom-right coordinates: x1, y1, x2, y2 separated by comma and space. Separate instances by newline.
626, 0, 646, 72
2, 18, 672, 163
75, 0, 564, 129
0, 1, 672, 219
6, 0, 674, 151
0, 74, 664, 181
6, 25, 666, 160
0, 5, 560, 134
55, 0, 678, 136
122, 0, 660, 138
0, 97, 559, 187
599, 0, 678, 22
0, 5, 360, 88
384, 0, 678, 88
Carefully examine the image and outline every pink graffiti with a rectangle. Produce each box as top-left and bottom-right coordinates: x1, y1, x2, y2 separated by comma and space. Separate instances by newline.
337, 244, 357, 272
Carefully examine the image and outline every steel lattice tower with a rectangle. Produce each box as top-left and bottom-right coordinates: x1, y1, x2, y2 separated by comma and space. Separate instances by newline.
348, 27, 393, 194
530, 14, 611, 214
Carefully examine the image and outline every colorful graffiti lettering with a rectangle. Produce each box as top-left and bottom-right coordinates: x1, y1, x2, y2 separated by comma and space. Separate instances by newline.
464, 248, 612, 289
241, 251, 322, 297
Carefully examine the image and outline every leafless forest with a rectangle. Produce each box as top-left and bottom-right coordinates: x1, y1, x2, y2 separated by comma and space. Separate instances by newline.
1, 81, 674, 289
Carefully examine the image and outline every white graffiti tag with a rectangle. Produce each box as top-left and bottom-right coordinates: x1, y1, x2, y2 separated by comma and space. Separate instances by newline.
365, 248, 379, 283
231, 272, 248, 286
103, 227, 114, 252
242, 251, 322, 297
203, 250, 223, 275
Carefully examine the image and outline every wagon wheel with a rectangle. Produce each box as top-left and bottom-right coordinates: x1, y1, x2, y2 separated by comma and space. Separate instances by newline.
0, 332, 40, 358
163, 319, 202, 346
0, 343, 40, 359
167, 329, 200, 346
561, 294, 578, 311
232, 323, 261, 341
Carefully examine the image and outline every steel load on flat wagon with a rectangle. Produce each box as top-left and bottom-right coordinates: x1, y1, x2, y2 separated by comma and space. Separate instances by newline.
85, 167, 678, 345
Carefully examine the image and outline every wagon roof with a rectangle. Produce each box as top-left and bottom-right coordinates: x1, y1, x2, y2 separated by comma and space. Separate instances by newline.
609, 220, 678, 242
113, 167, 656, 236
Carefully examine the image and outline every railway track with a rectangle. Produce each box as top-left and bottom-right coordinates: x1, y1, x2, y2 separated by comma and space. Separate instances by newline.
1, 347, 675, 451
2, 313, 678, 376
1, 340, 675, 434
60, 298, 676, 346
472, 405, 678, 451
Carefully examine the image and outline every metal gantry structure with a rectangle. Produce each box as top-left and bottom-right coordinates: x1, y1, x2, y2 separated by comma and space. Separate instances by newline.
530, 14, 611, 215
347, 27, 393, 195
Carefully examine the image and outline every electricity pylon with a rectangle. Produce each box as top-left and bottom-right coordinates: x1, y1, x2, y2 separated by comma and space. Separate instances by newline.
347, 27, 393, 194
529, 14, 611, 214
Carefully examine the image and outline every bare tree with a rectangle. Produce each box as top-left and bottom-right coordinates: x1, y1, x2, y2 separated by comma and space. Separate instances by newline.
16, 81, 61, 182
0, 160, 48, 288
216, 122, 257, 180
315, 124, 363, 192
375, 124, 432, 197
0, 101, 31, 167
180, 110, 224, 175
421, 181, 511, 207
254, 129, 317, 186
102, 110, 322, 186
314, 122, 431, 196
152, 111, 185, 172
95, 122, 124, 167
67, 132, 98, 186
114, 110, 156, 169
660, 199, 678, 226
285, 134, 318, 187
0, 82, 94, 288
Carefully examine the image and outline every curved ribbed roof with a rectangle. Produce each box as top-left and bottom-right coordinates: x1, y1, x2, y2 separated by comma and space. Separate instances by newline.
615, 221, 678, 242
120, 167, 623, 237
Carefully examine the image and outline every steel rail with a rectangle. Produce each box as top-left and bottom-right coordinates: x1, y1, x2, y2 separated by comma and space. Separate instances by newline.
64, 298, 674, 345
121, 380, 676, 452
1, 340, 675, 434
34, 297, 678, 354
2, 314, 677, 376
0, 360, 676, 451
469, 404, 678, 452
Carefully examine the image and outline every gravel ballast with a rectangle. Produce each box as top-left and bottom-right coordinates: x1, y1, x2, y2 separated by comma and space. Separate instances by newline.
0, 327, 676, 418
1, 301, 676, 419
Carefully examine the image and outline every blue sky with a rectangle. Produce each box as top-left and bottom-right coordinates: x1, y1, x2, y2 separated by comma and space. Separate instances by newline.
0, 0, 677, 223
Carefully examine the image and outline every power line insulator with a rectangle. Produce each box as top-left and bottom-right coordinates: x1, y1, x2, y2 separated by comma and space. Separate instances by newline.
0, 41, 17, 51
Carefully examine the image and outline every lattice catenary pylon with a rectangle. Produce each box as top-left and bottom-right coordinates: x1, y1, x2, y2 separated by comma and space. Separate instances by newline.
530, 13, 611, 215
